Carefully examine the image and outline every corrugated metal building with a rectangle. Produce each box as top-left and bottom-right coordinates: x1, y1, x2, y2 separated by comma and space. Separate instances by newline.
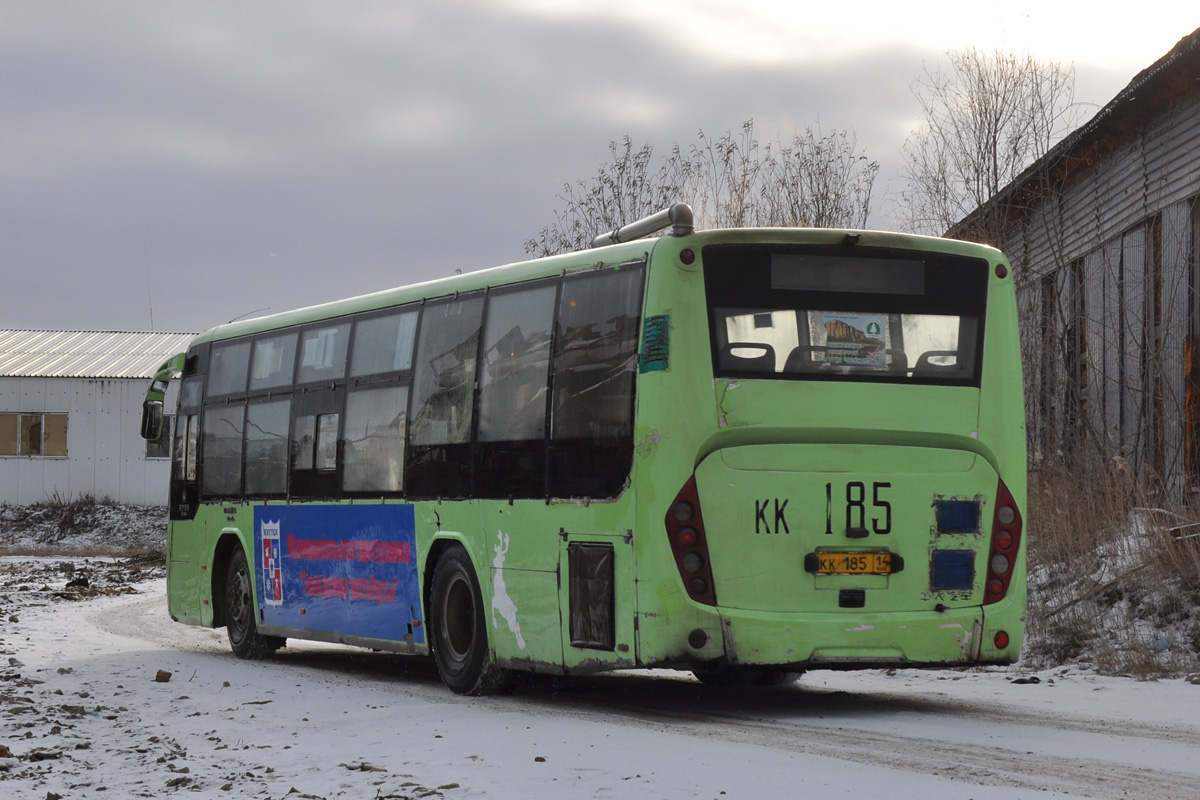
0, 330, 194, 505
952, 29, 1200, 493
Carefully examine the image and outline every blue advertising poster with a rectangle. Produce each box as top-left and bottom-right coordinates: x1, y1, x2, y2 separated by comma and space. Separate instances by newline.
253, 505, 424, 645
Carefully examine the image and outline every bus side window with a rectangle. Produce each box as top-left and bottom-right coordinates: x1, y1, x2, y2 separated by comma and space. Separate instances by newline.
549, 266, 644, 498
208, 340, 251, 398
297, 322, 350, 385
474, 281, 556, 499
350, 308, 418, 378
249, 331, 298, 393
407, 293, 485, 498
201, 404, 245, 497
343, 306, 418, 496
245, 399, 290, 496
343, 385, 409, 493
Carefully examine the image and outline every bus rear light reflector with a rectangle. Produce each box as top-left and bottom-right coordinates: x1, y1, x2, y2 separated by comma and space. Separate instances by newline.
994, 630, 1010, 649
984, 478, 1023, 605
688, 629, 708, 648
665, 476, 717, 606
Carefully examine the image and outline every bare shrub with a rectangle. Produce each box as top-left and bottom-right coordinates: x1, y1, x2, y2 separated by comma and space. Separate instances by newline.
1026, 451, 1200, 677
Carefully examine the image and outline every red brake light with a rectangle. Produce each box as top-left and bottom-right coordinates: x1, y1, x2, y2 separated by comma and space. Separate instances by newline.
665, 476, 716, 606
984, 478, 1022, 605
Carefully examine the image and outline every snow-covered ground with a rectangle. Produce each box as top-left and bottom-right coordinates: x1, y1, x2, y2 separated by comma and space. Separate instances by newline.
3, 557, 1200, 800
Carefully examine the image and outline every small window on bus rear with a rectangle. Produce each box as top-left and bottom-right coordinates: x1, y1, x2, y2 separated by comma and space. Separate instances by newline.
704, 244, 989, 386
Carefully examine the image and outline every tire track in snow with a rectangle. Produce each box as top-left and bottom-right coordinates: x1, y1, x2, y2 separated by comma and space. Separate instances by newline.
100, 588, 1200, 799
534, 682, 1200, 800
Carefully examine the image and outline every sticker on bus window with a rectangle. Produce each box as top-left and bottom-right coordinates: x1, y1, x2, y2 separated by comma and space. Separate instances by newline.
811, 312, 889, 368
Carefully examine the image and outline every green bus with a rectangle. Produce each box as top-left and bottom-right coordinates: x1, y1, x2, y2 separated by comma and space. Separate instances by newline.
141, 204, 1026, 694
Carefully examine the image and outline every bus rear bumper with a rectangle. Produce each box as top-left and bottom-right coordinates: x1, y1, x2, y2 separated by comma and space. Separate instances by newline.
690, 605, 1022, 668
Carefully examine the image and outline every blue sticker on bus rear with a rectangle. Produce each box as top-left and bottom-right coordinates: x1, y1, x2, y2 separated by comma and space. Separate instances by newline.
253, 505, 423, 645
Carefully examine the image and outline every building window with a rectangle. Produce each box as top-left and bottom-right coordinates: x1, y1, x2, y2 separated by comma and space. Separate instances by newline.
146, 413, 174, 459
0, 412, 68, 456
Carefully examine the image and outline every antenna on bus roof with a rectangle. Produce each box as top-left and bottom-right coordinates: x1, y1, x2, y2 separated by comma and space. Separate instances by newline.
591, 203, 694, 249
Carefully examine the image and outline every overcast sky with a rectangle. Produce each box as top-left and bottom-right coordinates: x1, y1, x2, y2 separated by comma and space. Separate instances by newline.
3, 1, 1195, 334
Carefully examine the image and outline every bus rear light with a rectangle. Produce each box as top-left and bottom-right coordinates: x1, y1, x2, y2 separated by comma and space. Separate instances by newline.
984, 478, 1022, 605
688, 629, 709, 648
994, 630, 1010, 649
665, 476, 717, 606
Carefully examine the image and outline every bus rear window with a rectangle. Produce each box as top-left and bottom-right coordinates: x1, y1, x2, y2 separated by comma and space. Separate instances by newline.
705, 244, 989, 386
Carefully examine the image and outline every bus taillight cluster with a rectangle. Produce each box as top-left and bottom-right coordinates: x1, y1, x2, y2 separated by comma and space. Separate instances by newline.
665, 476, 717, 606
983, 479, 1022, 605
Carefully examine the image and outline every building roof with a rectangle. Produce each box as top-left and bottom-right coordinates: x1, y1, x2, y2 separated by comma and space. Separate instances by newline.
0, 330, 196, 379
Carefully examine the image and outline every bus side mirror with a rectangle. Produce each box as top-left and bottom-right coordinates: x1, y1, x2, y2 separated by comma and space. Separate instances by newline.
141, 400, 164, 441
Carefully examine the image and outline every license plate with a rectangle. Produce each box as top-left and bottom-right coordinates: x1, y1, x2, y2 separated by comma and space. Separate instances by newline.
805, 551, 897, 575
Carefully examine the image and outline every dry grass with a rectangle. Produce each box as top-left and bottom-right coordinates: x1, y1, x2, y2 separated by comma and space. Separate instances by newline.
1025, 451, 1200, 677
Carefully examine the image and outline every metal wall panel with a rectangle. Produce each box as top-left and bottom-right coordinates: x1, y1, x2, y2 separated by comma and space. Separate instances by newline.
1147, 94, 1200, 208
1083, 249, 1109, 444
0, 375, 173, 505
1161, 200, 1192, 490
1121, 227, 1148, 468
1019, 279, 1045, 453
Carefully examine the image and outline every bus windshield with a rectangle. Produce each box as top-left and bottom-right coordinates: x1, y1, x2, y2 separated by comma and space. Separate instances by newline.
704, 244, 990, 385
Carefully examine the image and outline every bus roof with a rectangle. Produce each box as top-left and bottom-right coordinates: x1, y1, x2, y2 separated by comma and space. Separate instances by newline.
188, 227, 1002, 347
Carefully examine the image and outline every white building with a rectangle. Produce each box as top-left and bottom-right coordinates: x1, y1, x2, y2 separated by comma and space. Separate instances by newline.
0, 330, 195, 505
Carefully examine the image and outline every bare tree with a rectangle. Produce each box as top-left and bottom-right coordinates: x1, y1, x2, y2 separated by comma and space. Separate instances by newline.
523, 136, 692, 257
526, 120, 878, 256
898, 48, 1079, 240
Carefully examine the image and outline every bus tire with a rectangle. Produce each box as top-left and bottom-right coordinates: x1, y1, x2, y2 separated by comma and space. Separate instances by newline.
225, 547, 284, 660
429, 546, 511, 695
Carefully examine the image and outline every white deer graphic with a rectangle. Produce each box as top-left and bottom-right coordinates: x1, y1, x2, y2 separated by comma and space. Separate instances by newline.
491, 532, 526, 649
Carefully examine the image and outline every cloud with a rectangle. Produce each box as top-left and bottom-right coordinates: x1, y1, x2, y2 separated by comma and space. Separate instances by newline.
0, 0, 1163, 333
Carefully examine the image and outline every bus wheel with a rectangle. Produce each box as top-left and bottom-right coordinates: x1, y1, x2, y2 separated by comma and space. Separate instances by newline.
225, 547, 284, 660
429, 547, 511, 695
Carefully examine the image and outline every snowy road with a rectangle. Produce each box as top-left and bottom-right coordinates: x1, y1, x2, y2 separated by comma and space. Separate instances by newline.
3, 562, 1200, 799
